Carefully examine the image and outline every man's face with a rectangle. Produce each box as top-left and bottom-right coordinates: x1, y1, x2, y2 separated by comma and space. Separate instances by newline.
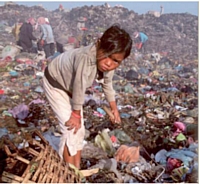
30, 19, 36, 25
97, 50, 125, 72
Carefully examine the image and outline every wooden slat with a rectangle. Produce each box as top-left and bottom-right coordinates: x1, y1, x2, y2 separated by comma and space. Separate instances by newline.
34, 130, 48, 145
21, 163, 31, 178
22, 172, 32, 183
15, 156, 30, 164
4, 145, 12, 156
32, 160, 44, 182
1, 171, 35, 183
31, 139, 45, 149
27, 147, 39, 156
1, 176, 20, 183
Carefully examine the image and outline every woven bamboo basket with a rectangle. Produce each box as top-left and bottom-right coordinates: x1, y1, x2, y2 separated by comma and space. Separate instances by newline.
1, 130, 82, 183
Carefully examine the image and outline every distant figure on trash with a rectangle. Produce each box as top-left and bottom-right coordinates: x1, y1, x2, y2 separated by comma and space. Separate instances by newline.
56, 33, 79, 53
42, 24, 132, 169
134, 31, 148, 53
18, 17, 37, 53
59, 4, 64, 12
37, 17, 55, 58
12, 18, 24, 45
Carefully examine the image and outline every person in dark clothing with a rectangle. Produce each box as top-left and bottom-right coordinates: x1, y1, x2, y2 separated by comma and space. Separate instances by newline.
56, 34, 79, 53
55, 33, 69, 53
56, 41, 64, 53
18, 17, 37, 53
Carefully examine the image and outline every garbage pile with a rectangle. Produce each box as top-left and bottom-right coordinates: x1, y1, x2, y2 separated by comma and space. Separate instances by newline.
0, 2, 198, 183
0, 3, 198, 61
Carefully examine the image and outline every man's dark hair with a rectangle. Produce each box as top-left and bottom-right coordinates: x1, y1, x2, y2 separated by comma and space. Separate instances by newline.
99, 23, 132, 59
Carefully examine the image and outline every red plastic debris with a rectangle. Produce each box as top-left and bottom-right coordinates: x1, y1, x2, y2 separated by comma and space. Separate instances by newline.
110, 135, 117, 143
81, 27, 88, 31
0, 89, 4, 94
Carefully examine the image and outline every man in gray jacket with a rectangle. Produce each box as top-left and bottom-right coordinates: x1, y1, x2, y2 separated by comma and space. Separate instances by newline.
38, 17, 55, 58
42, 24, 132, 169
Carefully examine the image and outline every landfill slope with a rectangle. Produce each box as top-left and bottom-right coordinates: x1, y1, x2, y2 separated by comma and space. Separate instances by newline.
0, 3, 198, 61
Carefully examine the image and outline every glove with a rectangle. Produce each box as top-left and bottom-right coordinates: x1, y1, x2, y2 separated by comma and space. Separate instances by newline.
40, 39, 45, 46
138, 42, 143, 49
135, 43, 140, 49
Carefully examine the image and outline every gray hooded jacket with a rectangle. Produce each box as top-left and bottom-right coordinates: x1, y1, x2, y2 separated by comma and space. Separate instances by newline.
47, 44, 116, 110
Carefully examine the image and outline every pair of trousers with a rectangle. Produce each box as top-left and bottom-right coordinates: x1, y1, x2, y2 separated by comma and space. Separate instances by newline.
44, 43, 55, 58
42, 76, 85, 159
56, 42, 64, 53
19, 41, 37, 53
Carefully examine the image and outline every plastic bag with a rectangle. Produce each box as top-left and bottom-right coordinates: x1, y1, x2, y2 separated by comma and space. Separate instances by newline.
1, 45, 21, 60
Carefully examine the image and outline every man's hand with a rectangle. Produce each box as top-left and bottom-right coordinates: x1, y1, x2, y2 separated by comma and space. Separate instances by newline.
40, 39, 45, 46
108, 101, 121, 124
138, 42, 143, 49
135, 43, 140, 49
111, 108, 121, 124
65, 111, 81, 134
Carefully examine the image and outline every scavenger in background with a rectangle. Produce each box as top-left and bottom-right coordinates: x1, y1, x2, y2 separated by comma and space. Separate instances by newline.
18, 17, 37, 53
134, 31, 148, 53
56, 33, 79, 53
37, 17, 55, 58
42, 24, 132, 169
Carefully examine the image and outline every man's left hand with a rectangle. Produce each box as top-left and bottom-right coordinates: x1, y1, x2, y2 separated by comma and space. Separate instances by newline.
111, 108, 121, 124
138, 42, 143, 49
40, 39, 45, 46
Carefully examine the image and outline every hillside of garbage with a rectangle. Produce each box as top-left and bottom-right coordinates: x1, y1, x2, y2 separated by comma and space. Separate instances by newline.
0, 3, 198, 61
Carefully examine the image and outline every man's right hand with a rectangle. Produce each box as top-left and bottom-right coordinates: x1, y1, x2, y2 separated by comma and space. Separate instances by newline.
65, 112, 81, 134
